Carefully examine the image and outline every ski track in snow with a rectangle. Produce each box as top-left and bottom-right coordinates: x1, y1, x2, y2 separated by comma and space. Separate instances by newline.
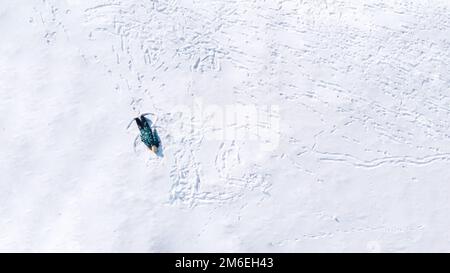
2, 0, 450, 251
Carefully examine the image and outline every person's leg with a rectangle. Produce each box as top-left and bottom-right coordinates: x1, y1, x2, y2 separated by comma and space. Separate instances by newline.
141, 115, 151, 130
135, 118, 143, 130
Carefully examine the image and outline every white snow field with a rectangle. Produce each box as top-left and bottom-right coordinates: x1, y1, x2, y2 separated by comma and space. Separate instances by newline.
1, 0, 450, 252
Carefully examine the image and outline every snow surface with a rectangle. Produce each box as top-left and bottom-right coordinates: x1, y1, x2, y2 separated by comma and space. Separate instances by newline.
1, 0, 450, 252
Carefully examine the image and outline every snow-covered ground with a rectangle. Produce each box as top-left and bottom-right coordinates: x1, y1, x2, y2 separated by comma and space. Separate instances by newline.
1, 0, 450, 252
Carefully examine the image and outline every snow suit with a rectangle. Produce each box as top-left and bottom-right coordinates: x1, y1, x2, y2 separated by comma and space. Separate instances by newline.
135, 115, 160, 150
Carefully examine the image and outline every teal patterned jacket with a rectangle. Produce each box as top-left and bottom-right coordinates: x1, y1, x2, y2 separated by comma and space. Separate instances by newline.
140, 125, 159, 148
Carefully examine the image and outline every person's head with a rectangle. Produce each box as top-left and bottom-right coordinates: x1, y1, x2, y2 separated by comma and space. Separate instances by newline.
151, 145, 158, 153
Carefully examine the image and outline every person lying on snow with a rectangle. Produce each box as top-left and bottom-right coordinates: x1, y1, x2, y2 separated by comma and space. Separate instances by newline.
134, 114, 160, 153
